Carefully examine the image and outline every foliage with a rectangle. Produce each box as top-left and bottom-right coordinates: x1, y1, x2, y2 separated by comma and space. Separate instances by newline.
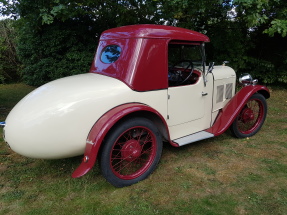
246, 31, 287, 83
0, 19, 20, 83
158, 0, 232, 30
16, 19, 96, 86
233, 0, 287, 37
0, 0, 287, 84
1, 0, 163, 86
230, 0, 287, 83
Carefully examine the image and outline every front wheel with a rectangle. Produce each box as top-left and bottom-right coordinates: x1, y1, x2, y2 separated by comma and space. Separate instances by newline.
230, 93, 267, 138
100, 117, 163, 187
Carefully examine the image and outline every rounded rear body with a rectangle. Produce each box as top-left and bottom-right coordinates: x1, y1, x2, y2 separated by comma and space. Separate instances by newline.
4, 73, 132, 159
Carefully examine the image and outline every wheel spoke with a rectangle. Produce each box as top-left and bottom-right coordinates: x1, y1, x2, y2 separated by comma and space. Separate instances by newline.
111, 145, 153, 175
110, 126, 156, 178
141, 132, 152, 145
237, 98, 264, 134
136, 128, 145, 141
122, 131, 132, 142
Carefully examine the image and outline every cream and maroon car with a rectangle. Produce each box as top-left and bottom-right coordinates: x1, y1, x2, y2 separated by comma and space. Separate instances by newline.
1, 24, 270, 187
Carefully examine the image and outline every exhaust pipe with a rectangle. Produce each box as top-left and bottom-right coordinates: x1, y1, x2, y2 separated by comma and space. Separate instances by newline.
0, 122, 5, 128
0, 121, 9, 148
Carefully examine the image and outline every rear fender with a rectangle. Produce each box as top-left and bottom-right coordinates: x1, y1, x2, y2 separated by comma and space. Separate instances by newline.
72, 103, 168, 178
206, 85, 270, 136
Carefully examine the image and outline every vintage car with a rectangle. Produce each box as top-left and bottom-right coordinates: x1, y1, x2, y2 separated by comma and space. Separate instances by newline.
1, 24, 269, 187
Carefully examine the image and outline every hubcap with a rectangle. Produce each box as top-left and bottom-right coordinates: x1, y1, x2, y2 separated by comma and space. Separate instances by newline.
121, 140, 142, 162
241, 108, 254, 123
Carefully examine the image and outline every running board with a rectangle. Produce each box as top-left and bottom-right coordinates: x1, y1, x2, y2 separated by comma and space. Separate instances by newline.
173, 131, 214, 146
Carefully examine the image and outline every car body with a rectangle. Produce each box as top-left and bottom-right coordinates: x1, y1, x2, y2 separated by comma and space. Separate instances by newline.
1, 24, 270, 187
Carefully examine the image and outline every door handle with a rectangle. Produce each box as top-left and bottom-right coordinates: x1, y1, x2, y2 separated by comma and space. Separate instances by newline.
202, 92, 208, 96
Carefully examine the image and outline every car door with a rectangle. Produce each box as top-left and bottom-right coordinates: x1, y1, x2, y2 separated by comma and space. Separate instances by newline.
167, 43, 209, 128
167, 73, 205, 126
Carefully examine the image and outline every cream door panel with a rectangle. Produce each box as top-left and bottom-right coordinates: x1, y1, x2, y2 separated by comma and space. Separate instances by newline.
167, 78, 205, 126
167, 72, 214, 140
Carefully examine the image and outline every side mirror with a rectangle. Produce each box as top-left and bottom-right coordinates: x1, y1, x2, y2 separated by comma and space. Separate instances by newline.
207, 62, 214, 73
203, 62, 214, 87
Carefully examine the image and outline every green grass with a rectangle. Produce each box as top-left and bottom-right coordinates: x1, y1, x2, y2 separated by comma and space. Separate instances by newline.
1, 84, 287, 215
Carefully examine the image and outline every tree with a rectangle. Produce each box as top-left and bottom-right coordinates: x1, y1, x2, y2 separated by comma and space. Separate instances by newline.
233, 0, 287, 83
1, 0, 286, 85
0, 19, 20, 83
233, 0, 287, 37
1, 0, 162, 86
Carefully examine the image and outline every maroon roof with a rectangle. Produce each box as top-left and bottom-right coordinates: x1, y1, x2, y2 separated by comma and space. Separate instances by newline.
100, 24, 210, 42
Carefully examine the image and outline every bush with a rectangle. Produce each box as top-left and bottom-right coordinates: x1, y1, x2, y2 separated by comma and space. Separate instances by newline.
0, 19, 20, 83
17, 19, 96, 86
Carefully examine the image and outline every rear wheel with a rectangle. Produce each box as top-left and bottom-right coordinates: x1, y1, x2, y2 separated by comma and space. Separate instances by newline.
230, 93, 267, 138
100, 117, 163, 187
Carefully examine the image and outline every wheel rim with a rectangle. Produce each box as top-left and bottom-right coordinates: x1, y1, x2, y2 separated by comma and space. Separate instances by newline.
109, 126, 157, 180
237, 98, 265, 134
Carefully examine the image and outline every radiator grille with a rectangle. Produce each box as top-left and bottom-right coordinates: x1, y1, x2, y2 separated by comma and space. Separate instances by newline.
225, 83, 233, 99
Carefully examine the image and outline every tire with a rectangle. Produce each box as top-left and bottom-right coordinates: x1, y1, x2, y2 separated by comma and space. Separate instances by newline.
100, 117, 163, 187
230, 93, 267, 138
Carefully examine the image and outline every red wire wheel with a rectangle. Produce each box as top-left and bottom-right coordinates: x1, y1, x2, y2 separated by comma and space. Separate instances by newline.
100, 118, 162, 187
231, 93, 267, 138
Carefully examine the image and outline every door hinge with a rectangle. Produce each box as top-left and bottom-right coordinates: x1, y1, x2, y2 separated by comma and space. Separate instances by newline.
167, 115, 169, 119
168, 94, 170, 99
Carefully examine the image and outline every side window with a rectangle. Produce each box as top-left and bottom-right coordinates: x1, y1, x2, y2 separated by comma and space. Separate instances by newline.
101, 45, 122, 64
168, 44, 202, 67
168, 43, 203, 87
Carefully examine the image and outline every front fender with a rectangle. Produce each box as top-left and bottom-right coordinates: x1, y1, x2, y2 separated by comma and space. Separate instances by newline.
72, 103, 167, 178
206, 85, 270, 136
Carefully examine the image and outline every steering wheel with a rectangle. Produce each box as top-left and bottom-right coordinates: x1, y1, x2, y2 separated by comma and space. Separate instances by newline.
168, 60, 194, 86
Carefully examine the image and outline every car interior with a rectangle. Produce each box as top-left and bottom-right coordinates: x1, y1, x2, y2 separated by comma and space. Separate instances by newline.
168, 43, 203, 87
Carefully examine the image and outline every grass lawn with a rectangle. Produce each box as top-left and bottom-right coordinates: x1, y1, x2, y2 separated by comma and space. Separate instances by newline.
0, 83, 287, 215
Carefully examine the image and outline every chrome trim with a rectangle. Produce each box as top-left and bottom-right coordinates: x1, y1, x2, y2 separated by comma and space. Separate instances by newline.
84, 155, 89, 163
239, 73, 254, 86
222, 61, 229, 66
252, 79, 258, 85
